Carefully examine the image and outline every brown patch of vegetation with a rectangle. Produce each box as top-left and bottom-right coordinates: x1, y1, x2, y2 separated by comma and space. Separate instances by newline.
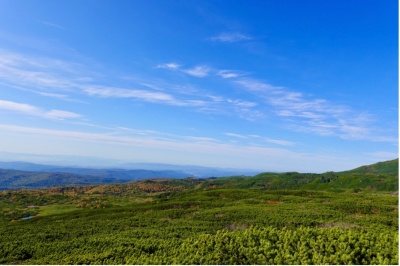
225, 224, 249, 230
318, 222, 358, 229
136, 197, 153, 203
350, 213, 365, 219
267, 200, 282, 205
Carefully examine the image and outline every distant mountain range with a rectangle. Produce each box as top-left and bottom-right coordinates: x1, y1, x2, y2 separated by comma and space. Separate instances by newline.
0, 169, 122, 190
0, 161, 260, 190
0, 159, 397, 190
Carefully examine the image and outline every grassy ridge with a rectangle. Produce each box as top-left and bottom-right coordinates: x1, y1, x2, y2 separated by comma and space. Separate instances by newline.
340, 158, 398, 175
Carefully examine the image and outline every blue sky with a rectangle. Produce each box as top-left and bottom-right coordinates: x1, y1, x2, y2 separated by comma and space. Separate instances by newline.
0, 0, 397, 172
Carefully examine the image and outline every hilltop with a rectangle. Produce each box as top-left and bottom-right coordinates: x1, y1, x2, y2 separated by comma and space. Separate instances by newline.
340, 158, 398, 175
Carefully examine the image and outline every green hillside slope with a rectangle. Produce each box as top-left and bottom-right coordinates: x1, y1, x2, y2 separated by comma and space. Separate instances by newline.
247, 159, 399, 192
199, 160, 398, 192
340, 158, 398, 175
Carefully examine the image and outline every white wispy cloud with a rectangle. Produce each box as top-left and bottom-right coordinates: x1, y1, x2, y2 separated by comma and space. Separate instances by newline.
234, 78, 383, 141
0, 124, 300, 170
116, 126, 158, 136
45, 110, 81, 120
186, 136, 219, 143
34, 91, 69, 99
0, 100, 38, 114
224, 132, 249, 139
157, 62, 181, 70
2, 51, 254, 115
1, 50, 393, 144
28, 90, 86, 103
217, 70, 240, 79
154, 63, 263, 119
160, 62, 346, 124
0, 50, 89, 93
159, 62, 239, 80
84, 86, 213, 107
0, 100, 81, 120
224, 132, 295, 146
262, 138, 295, 147
40, 21, 66, 30
0, 51, 213, 108
83, 86, 174, 102
227, 99, 257, 108
138, 83, 164, 91
210, 32, 252, 43
226, 99, 262, 121
183, 65, 211, 77
114, 126, 220, 144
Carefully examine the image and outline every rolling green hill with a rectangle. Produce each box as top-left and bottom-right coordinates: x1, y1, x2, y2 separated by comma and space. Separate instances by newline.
340, 158, 398, 175
189, 158, 398, 192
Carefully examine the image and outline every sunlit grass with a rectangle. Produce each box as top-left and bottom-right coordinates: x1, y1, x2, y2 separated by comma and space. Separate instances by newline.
38, 204, 80, 216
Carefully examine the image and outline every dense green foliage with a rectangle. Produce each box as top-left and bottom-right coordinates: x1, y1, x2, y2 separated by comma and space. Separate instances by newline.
175, 226, 397, 265
0, 186, 398, 264
0, 159, 398, 264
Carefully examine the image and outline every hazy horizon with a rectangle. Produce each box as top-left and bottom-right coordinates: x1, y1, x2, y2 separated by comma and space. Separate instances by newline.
0, 151, 397, 174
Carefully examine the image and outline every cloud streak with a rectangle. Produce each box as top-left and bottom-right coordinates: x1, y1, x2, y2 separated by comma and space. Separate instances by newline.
0, 100, 81, 120
0, 51, 215, 108
234, 78, 380, 141
210, 32, 252, 43
157, 62, 180, 70
0, 123, 308, 171
40, 21, 66, 30
0, 124, 288, 153
217, 70, 240, 79
183, 65, 211, 77
0, 51, 257, 118
0, 50, 394, 144
224, 132, 295, 146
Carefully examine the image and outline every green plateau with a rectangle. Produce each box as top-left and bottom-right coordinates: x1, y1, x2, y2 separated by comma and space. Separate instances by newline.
0, 159, 398, 264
